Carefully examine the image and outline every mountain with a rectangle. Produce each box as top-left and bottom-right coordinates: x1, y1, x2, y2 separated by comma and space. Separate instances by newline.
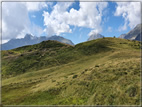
2, 38, 140, 105
119, 34, 126, 39
2, 34, 37, 50
135, 33, 141, 41
88, 33, 104, 41
47, 36, 74, 46
119, 24, 141, 41
2, 34, 74, 50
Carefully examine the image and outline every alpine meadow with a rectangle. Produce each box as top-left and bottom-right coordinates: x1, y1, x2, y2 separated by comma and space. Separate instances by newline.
1, 1, 141, 106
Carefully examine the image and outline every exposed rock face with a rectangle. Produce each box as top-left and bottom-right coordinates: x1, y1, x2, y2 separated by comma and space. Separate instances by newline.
119, 34, 126, 39
119, 24, 141, 41
135, 33, 141, 41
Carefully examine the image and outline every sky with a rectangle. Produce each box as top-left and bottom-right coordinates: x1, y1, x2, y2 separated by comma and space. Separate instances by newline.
2, 1, 141, 44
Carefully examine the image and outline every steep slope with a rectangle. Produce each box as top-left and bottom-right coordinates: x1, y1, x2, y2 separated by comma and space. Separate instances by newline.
135, 33, 141, 41
119, 24, 141, 41
2, 34, 74, 50
2, 38, 141, 105
88, 33, 104, 41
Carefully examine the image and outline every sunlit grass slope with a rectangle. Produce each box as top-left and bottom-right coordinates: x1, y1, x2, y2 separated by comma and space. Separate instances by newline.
1, 38, 141, 105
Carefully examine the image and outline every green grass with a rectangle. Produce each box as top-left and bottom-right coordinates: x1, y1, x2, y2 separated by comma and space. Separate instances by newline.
1, 38, 141, 105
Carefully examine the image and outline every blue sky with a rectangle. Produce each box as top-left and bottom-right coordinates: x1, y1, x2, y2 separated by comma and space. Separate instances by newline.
2, 1, 141, 44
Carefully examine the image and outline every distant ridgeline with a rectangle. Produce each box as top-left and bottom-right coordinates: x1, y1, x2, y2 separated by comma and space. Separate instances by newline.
88, 33, 104, 41
87, 24, 141, 42
2, 24, 141, 50
119, 24, 142, 41
2, 34, 74, 50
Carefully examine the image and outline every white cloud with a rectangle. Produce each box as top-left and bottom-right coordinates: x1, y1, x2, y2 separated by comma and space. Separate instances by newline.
30, 23, 44, 37
118, 22, 127, 31
24, 2, 48, 11
67, 2, 108, 35
1, 40, 8, 44
114, 2, 141, 31
2, 2, 30, 42
43, 2, 108, 36
43, 2, 73, 36
2, 2, 48, 44
88, 29, 102, 36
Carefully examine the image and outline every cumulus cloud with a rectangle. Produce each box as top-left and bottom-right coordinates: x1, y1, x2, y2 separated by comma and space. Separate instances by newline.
2, 2, 48, 44
2, 2, 30, 43
30, 23, 44, 37
24, 2, 48, 11
43, 2, 73, 36
88, 29, 102, 36
43, 2, 108, 36
114, 2, 141, 31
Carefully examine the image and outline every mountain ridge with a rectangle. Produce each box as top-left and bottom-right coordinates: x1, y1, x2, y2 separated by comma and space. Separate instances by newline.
2, 34, 74, 50
119, 24, 141, 41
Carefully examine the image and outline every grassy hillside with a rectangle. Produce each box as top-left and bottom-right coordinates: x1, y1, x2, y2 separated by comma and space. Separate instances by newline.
1, 38, 141, 105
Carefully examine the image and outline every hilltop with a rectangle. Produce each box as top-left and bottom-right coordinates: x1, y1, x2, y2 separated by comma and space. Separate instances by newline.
2, 37, 141, 105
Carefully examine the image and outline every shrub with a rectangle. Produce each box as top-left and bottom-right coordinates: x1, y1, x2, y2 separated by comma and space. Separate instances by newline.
20, 54, 24, 56
72, 75, 78, 79
81, 71, 85, 74
52, 80, 56, 82
126, 86, 137, 97
95, 65, 99, 67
